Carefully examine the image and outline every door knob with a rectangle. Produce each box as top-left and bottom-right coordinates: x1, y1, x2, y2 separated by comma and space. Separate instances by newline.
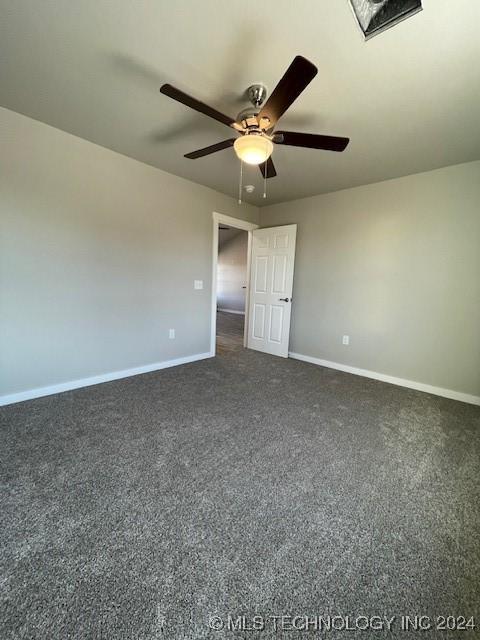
279, 297, 290, 302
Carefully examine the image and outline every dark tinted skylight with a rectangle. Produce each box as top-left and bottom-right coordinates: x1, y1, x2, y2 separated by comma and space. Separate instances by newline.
349, 0, 422, 40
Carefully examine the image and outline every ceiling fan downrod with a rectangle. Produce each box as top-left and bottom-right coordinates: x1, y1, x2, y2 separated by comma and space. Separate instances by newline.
247, 84, 267, 109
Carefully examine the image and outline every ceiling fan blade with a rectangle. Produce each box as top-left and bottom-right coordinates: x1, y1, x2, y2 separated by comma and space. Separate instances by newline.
274, 131, 350, 152
184, 139, 236, 159
257, 56, 318, 130
259, 157, 277, 179
160, 84, 242, 131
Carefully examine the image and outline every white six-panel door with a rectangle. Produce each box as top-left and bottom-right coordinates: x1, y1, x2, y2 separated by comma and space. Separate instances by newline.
247, 224, 297, 357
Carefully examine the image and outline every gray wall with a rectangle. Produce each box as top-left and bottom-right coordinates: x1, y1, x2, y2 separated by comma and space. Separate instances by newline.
217, 230, 248, 313
0, 107, 258, 397
260, 161, 480, 397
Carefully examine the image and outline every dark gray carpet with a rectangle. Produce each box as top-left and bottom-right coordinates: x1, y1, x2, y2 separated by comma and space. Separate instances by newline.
1, 347, 479, 639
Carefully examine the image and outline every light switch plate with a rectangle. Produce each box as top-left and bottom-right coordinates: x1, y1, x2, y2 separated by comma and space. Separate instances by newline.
194, 280, 203, 290
342, 335, 350, 346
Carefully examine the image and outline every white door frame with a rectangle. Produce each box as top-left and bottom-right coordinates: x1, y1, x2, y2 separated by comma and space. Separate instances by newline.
211, 212, 259, 356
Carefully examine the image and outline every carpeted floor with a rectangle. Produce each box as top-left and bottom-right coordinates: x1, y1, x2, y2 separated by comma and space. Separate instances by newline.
1, 346, 479, 639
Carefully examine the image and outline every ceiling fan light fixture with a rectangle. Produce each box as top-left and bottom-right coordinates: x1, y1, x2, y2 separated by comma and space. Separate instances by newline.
233, 134, 273, 165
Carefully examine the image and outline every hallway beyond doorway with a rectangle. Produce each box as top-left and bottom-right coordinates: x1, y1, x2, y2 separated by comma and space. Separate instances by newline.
216, 311, 244, 355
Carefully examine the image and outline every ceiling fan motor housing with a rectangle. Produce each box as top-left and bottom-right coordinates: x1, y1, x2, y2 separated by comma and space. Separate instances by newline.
236, 107, 260, 130
236, 84, 269, 130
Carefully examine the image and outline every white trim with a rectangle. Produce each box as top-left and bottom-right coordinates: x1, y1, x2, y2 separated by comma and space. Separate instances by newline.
217, 308, 245, 315
244, 228, 254, 349
211, 212, 258, 356
213, 212, 258, 232
289, 352, 480, 406
0, 352, 212, 407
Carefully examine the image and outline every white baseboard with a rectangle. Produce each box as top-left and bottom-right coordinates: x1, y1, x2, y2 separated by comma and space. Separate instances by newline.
217, 308, 245, 315
289, 352, 480, 406
0, 352, 212, 407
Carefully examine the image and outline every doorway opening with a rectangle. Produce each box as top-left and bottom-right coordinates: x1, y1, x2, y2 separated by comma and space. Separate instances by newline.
216, 225, 248, 354
210, 212, 258, 357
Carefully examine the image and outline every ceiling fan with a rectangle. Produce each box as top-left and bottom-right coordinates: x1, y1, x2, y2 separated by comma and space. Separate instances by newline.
159, 56, 349, 179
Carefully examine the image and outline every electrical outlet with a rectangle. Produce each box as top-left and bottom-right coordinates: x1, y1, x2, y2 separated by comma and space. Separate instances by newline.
169, 329, 175, 339
194, 280, 203, 290
342, 335, 350, 346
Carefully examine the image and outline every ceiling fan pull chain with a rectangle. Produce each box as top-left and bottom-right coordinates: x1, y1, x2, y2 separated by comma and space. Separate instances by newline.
238, 159, 243, 205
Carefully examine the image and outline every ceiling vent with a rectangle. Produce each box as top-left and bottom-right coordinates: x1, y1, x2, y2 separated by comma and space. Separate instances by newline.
349, 0, 422, 40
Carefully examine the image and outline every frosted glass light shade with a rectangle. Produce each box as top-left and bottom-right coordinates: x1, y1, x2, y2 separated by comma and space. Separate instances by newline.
234, 135, 273, 165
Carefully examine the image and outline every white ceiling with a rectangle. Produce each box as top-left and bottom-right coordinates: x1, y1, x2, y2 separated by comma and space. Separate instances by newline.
1, 0, 479, 206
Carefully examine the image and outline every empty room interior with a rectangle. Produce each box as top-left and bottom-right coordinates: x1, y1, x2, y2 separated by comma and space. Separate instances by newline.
1, 1, 479, 638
